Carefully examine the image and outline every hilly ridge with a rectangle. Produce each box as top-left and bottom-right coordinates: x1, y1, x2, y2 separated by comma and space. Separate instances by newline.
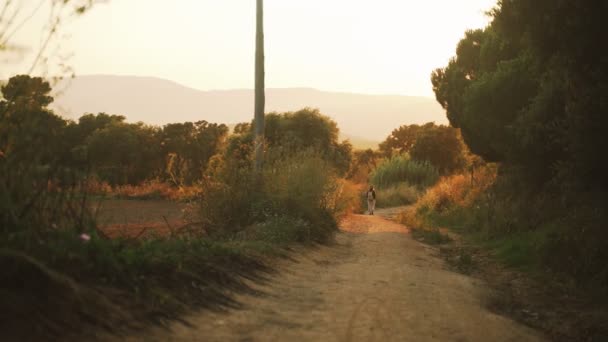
52, 75, 447, 141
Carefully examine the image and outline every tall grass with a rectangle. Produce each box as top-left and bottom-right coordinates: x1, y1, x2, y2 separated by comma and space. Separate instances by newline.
199, 151, 349, 243
370, 154, 439, 189
2, 145, 356, 339
375, 183, 420, 208
399, 165, 497, 230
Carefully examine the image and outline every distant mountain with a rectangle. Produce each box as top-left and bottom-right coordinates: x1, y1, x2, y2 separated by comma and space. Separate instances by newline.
51, 75, 447, 141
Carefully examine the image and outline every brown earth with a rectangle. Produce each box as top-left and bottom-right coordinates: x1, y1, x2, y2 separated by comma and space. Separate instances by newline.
92, 199, 189, 238
114, 211, 545, 342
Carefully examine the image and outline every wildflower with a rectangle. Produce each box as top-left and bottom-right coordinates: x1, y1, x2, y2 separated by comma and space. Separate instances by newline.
80, 233, 91, 242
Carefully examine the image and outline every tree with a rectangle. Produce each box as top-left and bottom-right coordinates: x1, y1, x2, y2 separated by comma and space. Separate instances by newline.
0, 75, 65, 163
410, 126, 466, 175
429, 0, 608, 288
348, 148, 381, 183
254, 0, 265, 171
264, 108, 352, 176
0, 75, 69, 229
379, 123, 433, 157
160, 121, 228, 184
223, 108, 353, 176
378, 122, 466, 175
81, 121, 164, 186
430, 0, 608, 188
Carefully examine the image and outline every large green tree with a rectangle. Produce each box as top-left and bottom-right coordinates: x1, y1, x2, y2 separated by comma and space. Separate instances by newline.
0, 75, 69, 228
225, 108, 353, 176
379, 123, 432, 157
430, 0, 608, 287
410, 126, 466, 175
160, 121, 228, 184
379, 122, 466, 174
0, 75, 66, 164
430, 2, 592, 183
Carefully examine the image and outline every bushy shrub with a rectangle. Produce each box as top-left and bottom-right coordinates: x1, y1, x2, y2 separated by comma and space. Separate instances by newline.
198, 151, 347, 242
399, 165, 497, 229
415, 166, 497, 215
375, 183, 420, 208
370, 154, 439, 189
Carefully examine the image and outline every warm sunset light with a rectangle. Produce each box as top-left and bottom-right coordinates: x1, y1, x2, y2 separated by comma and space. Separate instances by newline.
3, 1, 605, 340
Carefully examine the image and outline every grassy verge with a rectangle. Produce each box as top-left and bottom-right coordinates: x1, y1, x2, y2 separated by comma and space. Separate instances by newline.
366, 154, 440, 209
1, 219, 316, 341
1, 152, 356, 340
370, 154, 439, 189
374, 183, 420, 208
397, 168, 608, 341
410, 227, 452, 245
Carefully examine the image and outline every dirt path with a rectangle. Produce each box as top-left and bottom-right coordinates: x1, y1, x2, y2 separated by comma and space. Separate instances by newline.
121, 212, 545, 342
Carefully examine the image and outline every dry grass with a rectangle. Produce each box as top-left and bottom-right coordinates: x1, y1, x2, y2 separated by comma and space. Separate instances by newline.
399, 166, 496, 231
415, 166, 497, 213
85, 179, 200, 201
328, 179, 363, 219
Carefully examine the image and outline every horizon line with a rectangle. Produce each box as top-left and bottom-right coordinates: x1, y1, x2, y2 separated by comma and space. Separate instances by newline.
64, 73, 436, 99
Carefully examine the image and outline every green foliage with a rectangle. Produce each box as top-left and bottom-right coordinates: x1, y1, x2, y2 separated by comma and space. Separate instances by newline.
374, 183, 419, 208
231, 108, 353, 176
432, 0, 608, 191
430, 0, 608, 294
379, 122, 467, 174
86, 122, 163, 185
410, 125, 467, 174
0, 78, 355, 339
243, 216, 313, 245
411, 227, 452, 245
160, 121, 229, 185
348, 148, 381, 183
199, 151, 340, 242
370, 154, 439, 189
379, 123, 429, 157
202, 112, 353, 240
0, 76, 229, 188
0, 75, 86, 232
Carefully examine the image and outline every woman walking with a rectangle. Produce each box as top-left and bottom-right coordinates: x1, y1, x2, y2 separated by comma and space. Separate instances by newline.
367, 186, 376, 215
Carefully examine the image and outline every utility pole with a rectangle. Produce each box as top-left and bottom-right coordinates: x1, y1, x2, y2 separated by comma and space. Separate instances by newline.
254, 0, 265, 172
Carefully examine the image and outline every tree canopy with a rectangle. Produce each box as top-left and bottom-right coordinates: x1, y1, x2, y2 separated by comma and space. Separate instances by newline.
1, 75, 229, 187
431, 0, 608, 192
379, 122, 466, 175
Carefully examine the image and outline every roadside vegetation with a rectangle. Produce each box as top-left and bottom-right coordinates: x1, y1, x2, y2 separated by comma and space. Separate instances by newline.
3, 0, 607, 339
426, 0, 608, 296
0, 76, 358, 340
361, 123, 470, 208
392, 1, 608, 339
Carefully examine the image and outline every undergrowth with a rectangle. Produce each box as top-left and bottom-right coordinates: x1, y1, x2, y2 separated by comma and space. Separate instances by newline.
0, 150, 356, 340
374, 183, 420, 208
370, 154, 439, 189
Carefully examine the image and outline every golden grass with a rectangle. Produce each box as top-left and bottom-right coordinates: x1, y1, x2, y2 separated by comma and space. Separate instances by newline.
399, 166, 497, 228
85, 179, 199, 201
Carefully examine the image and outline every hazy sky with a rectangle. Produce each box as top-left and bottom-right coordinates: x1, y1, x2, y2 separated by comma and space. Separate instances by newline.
13, 0, 496, 97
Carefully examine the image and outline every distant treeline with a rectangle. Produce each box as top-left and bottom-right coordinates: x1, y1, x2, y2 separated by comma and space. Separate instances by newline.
0, 75, 354, 188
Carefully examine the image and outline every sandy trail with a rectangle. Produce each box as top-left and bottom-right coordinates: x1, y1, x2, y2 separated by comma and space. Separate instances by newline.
122, 212, 544, 342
